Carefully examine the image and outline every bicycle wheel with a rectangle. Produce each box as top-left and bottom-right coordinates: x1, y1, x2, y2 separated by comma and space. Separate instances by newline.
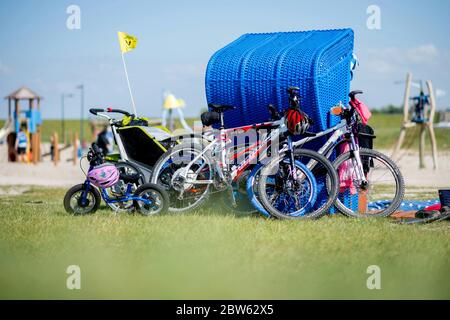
333, 148, 405, 218
133, 183, 169, 216
246, 164, 271, 218
151, 142, 213, 213
258, 149, 339, 219
64, 184, 101, 215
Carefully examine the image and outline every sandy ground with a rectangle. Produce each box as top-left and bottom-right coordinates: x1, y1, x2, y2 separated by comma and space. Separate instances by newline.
0, 143, 85, 188
0, 144, 449, 189
391, 150, 450, 189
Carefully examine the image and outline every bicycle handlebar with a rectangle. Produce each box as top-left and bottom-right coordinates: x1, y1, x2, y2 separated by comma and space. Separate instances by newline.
349, 90, 363, 101
89, 107, 132, 117
89, 108, 104, 115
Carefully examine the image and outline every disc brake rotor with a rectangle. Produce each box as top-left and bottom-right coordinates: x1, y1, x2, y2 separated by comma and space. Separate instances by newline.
171, 167, 197, 192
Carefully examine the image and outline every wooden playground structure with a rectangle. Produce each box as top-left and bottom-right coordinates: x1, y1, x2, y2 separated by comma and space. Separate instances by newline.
4, 87, 43, 164
2, 86, 82, 166
392, 73, 439, 169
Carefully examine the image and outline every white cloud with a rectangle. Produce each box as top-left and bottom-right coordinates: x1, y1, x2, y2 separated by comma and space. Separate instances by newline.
406, 44, 438, 63
436, 89, 446, 98
364, 44, 440, 75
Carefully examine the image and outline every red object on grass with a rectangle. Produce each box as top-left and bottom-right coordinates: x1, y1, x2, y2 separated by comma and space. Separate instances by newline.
425, 204, 441, 211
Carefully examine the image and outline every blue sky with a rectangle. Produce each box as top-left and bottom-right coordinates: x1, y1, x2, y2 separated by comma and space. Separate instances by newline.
1, 0, 449, 119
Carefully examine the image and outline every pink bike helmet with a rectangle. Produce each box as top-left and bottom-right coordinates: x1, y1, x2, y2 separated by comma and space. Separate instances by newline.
87, 163, 119, 188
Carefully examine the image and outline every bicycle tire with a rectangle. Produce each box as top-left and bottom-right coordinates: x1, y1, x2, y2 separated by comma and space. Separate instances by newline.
258, 149, 337, 219
133, 183, 170, 216
332, 148, 405, 218
64, 184, 101, 215
150, 142, 213, 213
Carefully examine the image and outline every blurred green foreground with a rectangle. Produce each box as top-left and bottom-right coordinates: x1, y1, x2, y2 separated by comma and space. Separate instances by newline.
0, 187, 449, 299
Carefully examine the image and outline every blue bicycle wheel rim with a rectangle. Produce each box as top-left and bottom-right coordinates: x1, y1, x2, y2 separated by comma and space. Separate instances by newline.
247, 160, 318, 218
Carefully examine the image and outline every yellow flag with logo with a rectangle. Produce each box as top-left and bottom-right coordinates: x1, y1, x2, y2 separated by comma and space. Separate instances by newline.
117, 31, 138, 53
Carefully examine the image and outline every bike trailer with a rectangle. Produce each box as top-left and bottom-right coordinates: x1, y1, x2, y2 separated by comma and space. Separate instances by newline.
117, 122, 174, 168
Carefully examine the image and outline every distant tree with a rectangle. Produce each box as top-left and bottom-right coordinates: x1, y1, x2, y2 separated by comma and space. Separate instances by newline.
379, 104, 403, 114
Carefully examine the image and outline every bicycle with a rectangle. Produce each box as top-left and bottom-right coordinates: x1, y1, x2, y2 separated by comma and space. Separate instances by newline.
64, 143, 169, 216
252, 90, 405, 218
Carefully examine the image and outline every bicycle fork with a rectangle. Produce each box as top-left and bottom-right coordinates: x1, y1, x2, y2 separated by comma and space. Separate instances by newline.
348, 133, 368, 189
287, 136, 298, 181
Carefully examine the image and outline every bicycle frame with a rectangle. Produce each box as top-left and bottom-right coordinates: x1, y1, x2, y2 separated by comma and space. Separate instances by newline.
81, 175, 152, 206
289, 117, 368, 184
178, 120, 284, 186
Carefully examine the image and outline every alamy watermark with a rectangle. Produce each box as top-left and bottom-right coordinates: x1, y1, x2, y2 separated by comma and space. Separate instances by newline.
66, 265, 81, 290
366, 265, 381, 290
366, 5, 381, 30
66, 5, 81, 30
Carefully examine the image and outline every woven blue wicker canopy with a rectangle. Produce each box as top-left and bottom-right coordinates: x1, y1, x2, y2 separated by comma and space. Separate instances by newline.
205, 29, 354, 132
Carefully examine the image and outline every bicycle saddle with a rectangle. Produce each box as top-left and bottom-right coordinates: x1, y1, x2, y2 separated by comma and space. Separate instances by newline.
201, 111, 221, 126
208, 103, 236, 113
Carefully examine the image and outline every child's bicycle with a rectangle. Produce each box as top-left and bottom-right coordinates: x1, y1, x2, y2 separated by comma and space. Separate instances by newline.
64, 143, 169, 216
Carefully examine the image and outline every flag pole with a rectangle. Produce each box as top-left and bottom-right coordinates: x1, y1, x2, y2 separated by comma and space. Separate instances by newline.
121, 52, 137, 116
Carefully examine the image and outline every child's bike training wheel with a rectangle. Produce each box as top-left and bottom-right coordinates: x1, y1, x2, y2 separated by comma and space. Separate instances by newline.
151, 142, 213, 213
133, 183, 169, 216
63, 184, 101, 215
258, 149, 339, 220
332, 148, 405, 218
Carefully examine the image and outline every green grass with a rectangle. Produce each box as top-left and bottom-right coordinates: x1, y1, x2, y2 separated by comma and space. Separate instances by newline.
2, 114, 449, 150
39, 120, 93, 144
370, 113, 450, 151
0, 186, 449, 299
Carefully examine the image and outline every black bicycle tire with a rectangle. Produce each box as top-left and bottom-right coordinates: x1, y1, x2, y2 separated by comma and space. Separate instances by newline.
133, 183, 170, 215
63, 184, 101, 215
258, 149, 339, 220
150, 142, 213, 213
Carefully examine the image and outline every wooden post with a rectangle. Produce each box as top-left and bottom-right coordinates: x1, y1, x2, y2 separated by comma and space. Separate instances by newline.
358, 191, 368, 214
392, 128, 406, 158
402, 73, 412, 123
8, 98, 12, 121
73, 132, 79, 166
53, 132, 60, 166
392, 73, 412, 159
37, 98, 42, 162
14, 99, 20, 132
426, 80, 438, 170
36, 128, 41, 163
419, 124, 426, 169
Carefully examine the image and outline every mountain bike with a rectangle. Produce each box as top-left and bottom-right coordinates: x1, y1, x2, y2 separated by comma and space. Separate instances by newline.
253, 91, 405, 218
